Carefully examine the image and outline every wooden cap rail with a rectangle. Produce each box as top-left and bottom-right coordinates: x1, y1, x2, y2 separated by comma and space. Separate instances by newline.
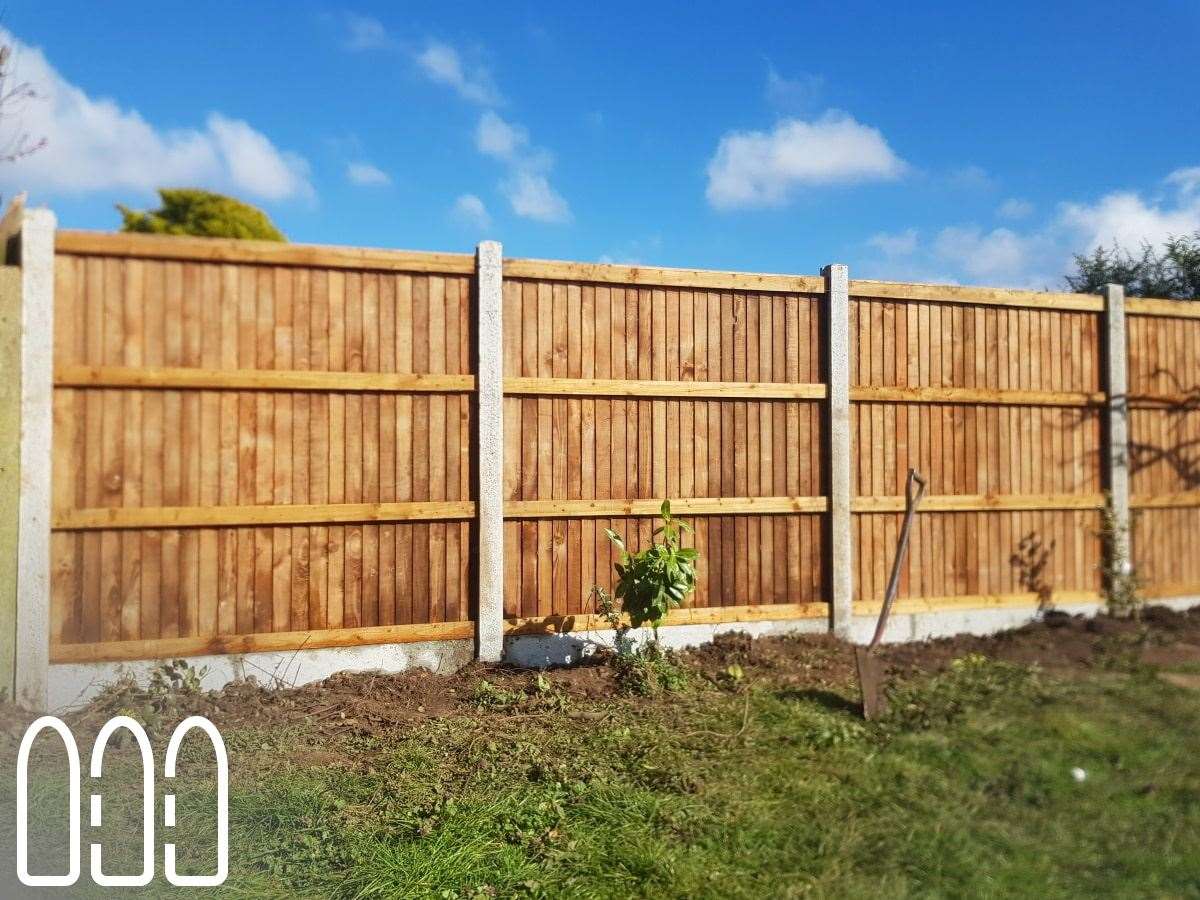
56, 230, 1198, 317
850, 279, 1104, 312
55, 229, 476, 274
504, 257, 826, 294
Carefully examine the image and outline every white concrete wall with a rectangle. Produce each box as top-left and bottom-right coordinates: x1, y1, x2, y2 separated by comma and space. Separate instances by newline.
46, 595, 1200, 709
48, 639, 474, 712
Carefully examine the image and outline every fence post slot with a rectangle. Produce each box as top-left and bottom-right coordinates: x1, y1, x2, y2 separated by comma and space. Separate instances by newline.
1, 202, 55, 708
822, 264, 853, 638
475, 241, 505, 662
1101, 282, 1132, 580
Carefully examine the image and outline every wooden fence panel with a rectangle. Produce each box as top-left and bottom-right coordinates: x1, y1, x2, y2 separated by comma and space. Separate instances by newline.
848, 294, 1105, 606
500, 278, 825, 619
1127, 312, 1200, 594
46, 233, 1200, 663
51, 243, 475, 654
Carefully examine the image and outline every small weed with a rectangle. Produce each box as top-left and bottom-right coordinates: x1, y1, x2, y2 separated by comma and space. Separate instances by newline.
474, 675, 569, 712
1098, 493, 1144, 618
610, 642, 689, 697
89, 657, 209, 731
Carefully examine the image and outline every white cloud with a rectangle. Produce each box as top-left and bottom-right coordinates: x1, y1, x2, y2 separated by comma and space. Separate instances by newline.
599, 235, 663, 265
1058, 187, 1200, 254
473, 110, 569, 223
1166, 166, 1200, 197
868, 228, 919, 257
997, 198, 1034, 219
933, 226, 1035, 282
502, 171, 571, 223
475, 111, 526, 161
863, 167, 1200, 289
343, 13, 390, 51
705, 112, 906, 209
346, 161, 391, 186
421, 40, 570, 224
765, 66, 823, 110
0, 29, 313, 201
206, 114, 312, 201
947, 164, 994, 191
415, 40, 500, 105
451, 193, 491, 228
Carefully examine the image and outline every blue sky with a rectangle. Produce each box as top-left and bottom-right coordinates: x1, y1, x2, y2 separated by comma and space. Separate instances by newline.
4, 1, 1199, 288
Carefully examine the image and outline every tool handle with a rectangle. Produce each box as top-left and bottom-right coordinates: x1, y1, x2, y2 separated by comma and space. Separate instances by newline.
869, 468, 927, 650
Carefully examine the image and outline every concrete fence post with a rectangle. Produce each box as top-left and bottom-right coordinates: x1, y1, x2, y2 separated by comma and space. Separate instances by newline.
822, 264, 853, 638
0, 203, 55, 708
475, 241, 505, 662
1101, 283, 1132, 574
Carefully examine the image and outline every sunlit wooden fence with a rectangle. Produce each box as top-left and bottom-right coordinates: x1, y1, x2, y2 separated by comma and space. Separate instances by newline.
29, 229, 1200, 667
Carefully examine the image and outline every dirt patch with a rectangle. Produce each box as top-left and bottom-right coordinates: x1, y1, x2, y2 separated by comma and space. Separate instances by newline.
3, 605, 1198, 743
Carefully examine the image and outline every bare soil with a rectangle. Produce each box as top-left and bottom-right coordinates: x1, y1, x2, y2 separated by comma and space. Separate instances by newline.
5, 605, 1200, 742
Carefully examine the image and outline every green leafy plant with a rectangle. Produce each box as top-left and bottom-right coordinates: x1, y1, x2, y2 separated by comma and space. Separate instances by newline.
604, 500, 698, 635
1098, 493, 1144, 618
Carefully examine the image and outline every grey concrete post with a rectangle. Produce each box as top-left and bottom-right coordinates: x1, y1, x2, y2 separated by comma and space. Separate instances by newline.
475, 241, 504, 662
10, 207, 55, 708
1102, 283, 1132, 572
822, 264, 853, 638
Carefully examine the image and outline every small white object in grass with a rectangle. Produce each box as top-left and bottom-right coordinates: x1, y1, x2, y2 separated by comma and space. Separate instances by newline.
1071, 767, 1087, 782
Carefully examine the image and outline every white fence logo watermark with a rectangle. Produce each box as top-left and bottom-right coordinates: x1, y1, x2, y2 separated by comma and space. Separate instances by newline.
16, 715, 229, 888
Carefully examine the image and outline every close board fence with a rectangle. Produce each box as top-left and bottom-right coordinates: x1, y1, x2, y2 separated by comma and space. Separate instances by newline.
28, 228, 1200, 667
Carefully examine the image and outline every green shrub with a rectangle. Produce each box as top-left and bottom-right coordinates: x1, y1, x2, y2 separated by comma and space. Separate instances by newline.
118, 188, 286, 241
604, 500, 697, 633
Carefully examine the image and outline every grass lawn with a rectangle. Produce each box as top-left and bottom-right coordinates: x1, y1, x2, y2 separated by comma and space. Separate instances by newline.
3, 616, 1200, 898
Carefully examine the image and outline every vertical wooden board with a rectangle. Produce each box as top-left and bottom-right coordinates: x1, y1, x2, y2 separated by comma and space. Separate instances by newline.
610, 288, 628, 503
665, 289, 680, 501
327, 271, 347, 629
215, 265, 239, 635
743, 295, 762, 601
308, 270, 330, 630
595, 285, 612, 498
361, 273, 381, 626
193, 265, 221, 637
579, 285, 597, 612
270, 268, 294, 634
732, 294, 749, 606
566, 285, 583, 614
403, 275, 426, 623
784, 297, 802, 603
234, 265, 257, 634
425, 277, 447, 623
291, 269, 312, 631
118, 261, 145, 641
251, 267, 275, 634
624, 288, 640, 500
502, 282, 522, 503
519, 283, 538, 618
536, 282, 554, 616
635, 287, 653, 557
549, 284, 568, 614
99, 259, 125, 642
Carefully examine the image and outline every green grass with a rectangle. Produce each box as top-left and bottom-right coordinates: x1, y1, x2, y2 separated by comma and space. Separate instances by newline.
3, 657, 1200, 898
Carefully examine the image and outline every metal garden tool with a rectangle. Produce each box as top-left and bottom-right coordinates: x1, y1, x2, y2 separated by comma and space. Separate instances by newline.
856, 468, 927, 719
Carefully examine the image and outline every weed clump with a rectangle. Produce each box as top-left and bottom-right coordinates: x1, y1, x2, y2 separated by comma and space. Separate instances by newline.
882, 653, 1045, 731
